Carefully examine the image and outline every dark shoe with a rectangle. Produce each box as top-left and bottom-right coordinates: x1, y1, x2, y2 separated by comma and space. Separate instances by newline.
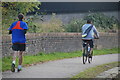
11, 63, 15, 72
17, 68, 22, 72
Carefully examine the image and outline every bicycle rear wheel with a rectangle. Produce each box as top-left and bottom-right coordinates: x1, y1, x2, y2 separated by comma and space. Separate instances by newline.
83, 46, 88, 64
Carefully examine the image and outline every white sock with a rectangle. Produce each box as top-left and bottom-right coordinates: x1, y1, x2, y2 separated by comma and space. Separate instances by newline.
18, 65, 22, 69
12, 61, 15, 64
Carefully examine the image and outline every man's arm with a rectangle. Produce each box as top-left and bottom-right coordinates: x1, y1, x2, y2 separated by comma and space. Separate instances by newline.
8, 23, 14, 34
9, 30, 12, 34
93, 26, 99, 39
23, 22, 28, 34
23, 29, 27, 34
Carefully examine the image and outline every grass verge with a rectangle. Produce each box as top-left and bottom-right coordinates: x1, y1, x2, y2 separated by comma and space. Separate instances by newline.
2, 48, 119, 71
71, 61, 119, 79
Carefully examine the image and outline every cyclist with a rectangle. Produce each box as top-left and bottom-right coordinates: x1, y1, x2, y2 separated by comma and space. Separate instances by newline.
8, 13, 28, 72
82, 20, 99, 58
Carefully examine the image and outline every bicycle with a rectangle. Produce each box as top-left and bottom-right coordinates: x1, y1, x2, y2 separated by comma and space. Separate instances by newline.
82, 40, 93, 64
82, 37, 99, 64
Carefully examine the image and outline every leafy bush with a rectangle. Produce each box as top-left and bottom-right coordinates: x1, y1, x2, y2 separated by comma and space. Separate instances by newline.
28, 13, 65, 33
64, 19, 85, 32
84, 13, 120, 32
28, 13, 120, 33
64, 13, 119, 32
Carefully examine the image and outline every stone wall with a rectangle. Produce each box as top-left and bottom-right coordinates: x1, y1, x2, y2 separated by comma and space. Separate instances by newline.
2, 33, 118, 57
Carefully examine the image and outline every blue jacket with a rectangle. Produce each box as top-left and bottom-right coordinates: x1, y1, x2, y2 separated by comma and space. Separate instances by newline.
8, 20, 28, 43
82, 24, 99, 40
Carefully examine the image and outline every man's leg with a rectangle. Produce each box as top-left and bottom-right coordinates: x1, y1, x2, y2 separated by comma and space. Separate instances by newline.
90, 48, 93, 55
82, 40, 86, 56
82, 47, 85, 53
17, 44, 25, 72
89, 48, 93, 58
11, 51, 18, 72
17, 51, 23, 72
12, 51, 18, 64
89, 40, 94, 58
19, 51, 23, 65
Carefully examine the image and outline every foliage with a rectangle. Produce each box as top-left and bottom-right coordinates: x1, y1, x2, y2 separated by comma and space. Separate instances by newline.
2, 2, 40, 17
28, 13, 65, 33
1, 0, 39, 2
64, 13, 119, 32
64, 18, 85, 32
2, 2, 119, 34
2, 2, 41, 34
84, 13, 120, 32
28, 13, 120, 33
0, 2, 2, 35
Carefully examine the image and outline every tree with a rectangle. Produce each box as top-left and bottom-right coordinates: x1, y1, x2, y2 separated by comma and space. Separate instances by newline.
2, 1, 41, 34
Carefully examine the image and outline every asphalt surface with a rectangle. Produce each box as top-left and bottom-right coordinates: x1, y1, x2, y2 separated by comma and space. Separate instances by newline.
2, 54, 119, 78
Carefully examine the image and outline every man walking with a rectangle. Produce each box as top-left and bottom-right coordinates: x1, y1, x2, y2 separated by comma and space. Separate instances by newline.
8, 13, 28, 72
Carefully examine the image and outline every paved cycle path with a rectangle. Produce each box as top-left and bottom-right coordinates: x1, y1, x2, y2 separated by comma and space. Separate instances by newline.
3, 54, 119, 78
